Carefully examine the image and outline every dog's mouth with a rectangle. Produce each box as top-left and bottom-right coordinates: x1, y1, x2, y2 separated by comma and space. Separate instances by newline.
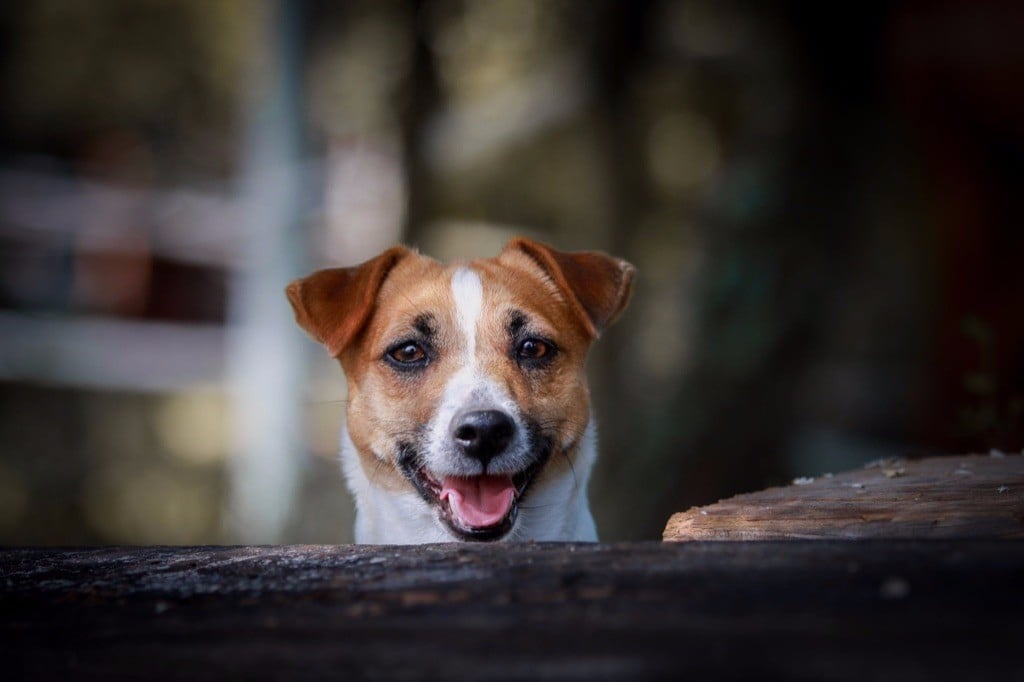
399, 446, 549, 542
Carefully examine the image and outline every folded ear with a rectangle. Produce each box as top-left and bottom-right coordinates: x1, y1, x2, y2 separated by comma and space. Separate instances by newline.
285, 246, 411, 357
503, 237, 635, 338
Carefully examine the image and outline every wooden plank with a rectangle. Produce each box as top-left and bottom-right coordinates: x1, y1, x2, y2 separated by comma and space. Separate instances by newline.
2, 541, 1022, 680
664, 454, 1024, 541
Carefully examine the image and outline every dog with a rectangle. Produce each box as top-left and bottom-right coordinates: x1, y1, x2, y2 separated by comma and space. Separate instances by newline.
286, 237, 634, 543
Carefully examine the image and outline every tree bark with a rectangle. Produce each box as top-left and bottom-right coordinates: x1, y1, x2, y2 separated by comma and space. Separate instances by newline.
3, 540, 1022, 680
665, 454, 1024, 541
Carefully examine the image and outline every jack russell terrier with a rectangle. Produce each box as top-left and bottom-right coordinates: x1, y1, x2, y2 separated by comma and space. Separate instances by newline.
286, 238, 634, 543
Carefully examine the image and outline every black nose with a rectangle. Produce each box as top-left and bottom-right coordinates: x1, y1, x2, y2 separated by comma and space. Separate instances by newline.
451, 410, 515, 465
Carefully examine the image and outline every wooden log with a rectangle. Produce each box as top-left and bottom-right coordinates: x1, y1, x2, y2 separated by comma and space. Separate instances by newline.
664, 453, 1024, 541
2, 541, 1023, 680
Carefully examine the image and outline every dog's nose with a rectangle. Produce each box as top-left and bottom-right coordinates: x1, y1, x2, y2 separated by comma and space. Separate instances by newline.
451, 410, 515, 465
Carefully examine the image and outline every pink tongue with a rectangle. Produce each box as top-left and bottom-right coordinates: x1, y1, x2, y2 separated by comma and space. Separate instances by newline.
441, 475, 516, 529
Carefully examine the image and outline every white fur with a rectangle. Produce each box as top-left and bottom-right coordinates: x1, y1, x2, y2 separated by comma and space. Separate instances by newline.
341, 428, 452, 544
340, 265, 598, 544
342, 421, 598, 544
451, 267, 481, 358
423, 365, 532, 478
423, 268, 531, 478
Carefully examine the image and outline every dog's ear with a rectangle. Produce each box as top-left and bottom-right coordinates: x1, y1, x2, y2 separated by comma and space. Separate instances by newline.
503, 237, 635, 338
286, 246, 411, 357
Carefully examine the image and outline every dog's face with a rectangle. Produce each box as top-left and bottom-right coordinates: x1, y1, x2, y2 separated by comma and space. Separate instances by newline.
287, 238, 633, 542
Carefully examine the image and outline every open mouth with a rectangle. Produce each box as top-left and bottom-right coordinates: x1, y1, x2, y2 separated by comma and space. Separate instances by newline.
399, 446, 549, 541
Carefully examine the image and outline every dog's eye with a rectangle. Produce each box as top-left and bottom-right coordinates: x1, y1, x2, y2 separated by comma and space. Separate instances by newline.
388, 342, 427, 365
517, 338, 550, 360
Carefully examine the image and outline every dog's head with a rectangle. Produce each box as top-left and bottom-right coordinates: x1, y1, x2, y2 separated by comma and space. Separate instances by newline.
287, 238, 633, 541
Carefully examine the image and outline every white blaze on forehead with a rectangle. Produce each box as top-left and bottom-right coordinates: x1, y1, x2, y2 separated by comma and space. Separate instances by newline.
421, 265, 528, 478
450, 267, 483, 358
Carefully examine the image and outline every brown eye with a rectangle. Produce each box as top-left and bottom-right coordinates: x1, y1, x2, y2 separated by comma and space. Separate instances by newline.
388, 342, 427, 365
517, 338, 549, 360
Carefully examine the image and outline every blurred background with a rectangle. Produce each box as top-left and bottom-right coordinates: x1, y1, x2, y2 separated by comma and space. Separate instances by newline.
0, 0, 1021, 544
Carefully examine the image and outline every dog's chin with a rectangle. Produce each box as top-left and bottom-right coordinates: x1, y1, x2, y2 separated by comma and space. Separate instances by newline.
398, 448, 549, 542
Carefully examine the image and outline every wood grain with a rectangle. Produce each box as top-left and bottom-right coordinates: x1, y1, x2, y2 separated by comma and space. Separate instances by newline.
2, 541, 1022, 680
664, 454, 1024, 541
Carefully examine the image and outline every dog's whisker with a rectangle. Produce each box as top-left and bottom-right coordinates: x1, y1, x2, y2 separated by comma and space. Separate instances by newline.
518, 502, 564, 511
561, 449, 579, 491
288, 238, 631, 544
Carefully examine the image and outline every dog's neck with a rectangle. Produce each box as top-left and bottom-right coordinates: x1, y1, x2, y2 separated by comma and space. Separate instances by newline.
340, 422, 599, 544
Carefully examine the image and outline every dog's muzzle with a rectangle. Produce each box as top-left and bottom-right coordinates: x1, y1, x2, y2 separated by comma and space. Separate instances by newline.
398, 413, 551, 541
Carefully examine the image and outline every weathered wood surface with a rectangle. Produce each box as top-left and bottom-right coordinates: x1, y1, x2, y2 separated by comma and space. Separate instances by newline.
3, 541, 1022, 681
664, 454, 1024, 542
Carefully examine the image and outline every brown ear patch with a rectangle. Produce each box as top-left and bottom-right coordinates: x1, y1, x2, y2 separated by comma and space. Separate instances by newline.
503, 237, 635, 338
285, 246, 411, 356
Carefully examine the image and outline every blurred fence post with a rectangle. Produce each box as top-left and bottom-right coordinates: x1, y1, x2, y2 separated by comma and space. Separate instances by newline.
225, 0, 309, 543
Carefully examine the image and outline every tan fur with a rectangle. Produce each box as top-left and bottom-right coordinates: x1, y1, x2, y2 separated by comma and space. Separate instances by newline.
337, 249, 597, 491
286, 237, 634, 542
